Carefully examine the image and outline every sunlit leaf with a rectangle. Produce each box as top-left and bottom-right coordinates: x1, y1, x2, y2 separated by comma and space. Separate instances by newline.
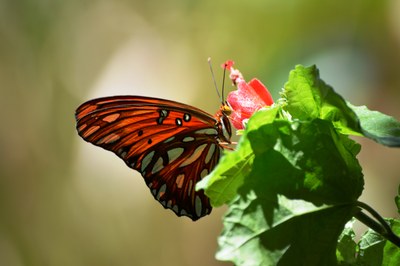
196, 138, 254, 207
336, 220, 357, 264
382, 219, 400, 265
217, 194, 356, 266
348, 104, 400, 147
247, 118, 364, 205
197, 105, 280, 207
283, 65, 361, 136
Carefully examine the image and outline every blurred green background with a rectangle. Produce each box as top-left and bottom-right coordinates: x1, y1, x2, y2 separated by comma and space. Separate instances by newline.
1, 0, 400, 265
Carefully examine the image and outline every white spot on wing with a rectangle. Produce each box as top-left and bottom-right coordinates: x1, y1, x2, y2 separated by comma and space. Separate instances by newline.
152, 157, 164, 173
160, 109, 168, 117
179, 144, 207, 167
164, 136, 175, 143
194, 128, 218, 135
200, 169, 208, 179
205, 144, 216, 164
183, 113, 191, 122
175, 118, 183, 126
195, 196, 202, 218
117, 148, 127, 159
167, 148, 184, 164
141, 151, 155, 172
182, 136, 195, 142
157, 184, 167, 200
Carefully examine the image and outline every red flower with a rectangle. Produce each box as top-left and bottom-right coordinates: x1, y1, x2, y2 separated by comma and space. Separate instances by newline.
223, 60, 274, 129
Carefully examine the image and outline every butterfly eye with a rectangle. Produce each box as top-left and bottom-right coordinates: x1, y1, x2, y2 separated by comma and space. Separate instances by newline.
222, 102, 232, 116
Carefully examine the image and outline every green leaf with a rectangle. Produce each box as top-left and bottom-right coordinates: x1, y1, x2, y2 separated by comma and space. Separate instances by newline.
354, 183, 400, 264
354, 219, 400, 265
338, 218, 400, 265
283, 65, 361, 136
196, 137, 254, 207
282, 65, 322, 120
246, 118, 364, 205
380, 185, 400, 264
357, 228, 386, 265
336, 220, 357, 265
217, 194, 357, 266
382, 219, 400, 265
348, 104, 400, 147
215, 109, 364, 265
203, 64, 400, 265
196, 105, 280, 207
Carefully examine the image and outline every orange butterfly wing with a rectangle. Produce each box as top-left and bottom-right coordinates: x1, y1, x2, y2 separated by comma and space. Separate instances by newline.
75, 96, 230, 220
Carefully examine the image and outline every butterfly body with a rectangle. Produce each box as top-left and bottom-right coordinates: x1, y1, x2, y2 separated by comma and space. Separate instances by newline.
75, 96, 231, 221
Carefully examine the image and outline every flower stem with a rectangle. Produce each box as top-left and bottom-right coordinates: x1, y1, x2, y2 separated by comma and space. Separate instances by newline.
354, 201, 400, 247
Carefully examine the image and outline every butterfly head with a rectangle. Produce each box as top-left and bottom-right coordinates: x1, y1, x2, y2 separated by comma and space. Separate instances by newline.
220, 101, 232, 116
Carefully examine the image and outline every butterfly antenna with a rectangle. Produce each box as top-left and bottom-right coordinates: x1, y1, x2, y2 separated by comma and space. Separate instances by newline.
221, 62, 227, 101
208, 57, 223, 104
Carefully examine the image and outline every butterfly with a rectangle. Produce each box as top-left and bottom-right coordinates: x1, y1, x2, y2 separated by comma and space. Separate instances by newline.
75, 95, 232, 221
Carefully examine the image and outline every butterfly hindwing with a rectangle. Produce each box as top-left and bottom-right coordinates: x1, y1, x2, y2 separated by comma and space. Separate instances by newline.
140, 134, 222, 219
75, 96, 225, 220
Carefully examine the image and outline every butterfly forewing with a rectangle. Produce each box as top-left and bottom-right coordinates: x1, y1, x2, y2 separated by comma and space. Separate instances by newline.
75, 96, 230, 220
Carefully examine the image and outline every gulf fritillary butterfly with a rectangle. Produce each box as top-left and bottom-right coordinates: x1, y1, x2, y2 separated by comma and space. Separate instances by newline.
75, 95, 232, 221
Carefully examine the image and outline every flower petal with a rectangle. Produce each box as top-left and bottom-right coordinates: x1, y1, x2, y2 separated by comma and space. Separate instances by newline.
222, 60, 235, 70
228, 109, 247, 130
224, 61, 274, 130
248, 79, 274, 106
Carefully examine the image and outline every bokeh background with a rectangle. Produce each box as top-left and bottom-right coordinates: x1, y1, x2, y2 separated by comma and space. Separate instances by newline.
1, 0, 400, 265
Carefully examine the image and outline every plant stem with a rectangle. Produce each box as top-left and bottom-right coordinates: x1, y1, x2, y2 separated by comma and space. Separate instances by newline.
354, 201, 400, 247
